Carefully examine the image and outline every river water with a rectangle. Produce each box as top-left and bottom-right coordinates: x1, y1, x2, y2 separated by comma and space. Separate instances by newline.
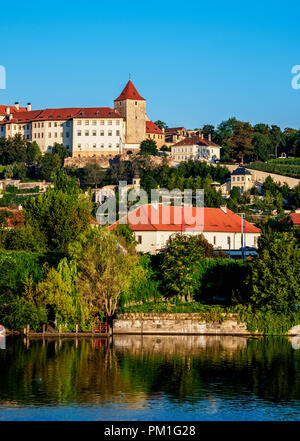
1, 335, 300, 421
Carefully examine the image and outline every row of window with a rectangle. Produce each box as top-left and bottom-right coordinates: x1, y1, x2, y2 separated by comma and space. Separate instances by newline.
232, 176, 250, 182
77, 130, 120, 137
77, 119, 120, 126
77, 143, 120, 150
135, 234, 258, 247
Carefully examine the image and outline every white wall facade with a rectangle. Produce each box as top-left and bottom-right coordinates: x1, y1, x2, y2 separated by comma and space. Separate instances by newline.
134, 230, 260, 254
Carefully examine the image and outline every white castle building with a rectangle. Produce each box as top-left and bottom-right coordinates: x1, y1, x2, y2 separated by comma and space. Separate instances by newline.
0, 81, 164, 158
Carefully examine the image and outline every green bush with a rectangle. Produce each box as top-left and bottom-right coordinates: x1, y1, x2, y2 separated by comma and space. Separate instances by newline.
0, 296, 47, 331
193, 258, 249, 304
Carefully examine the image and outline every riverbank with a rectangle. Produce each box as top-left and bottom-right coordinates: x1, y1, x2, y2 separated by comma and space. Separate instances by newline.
114, 312, 300, 336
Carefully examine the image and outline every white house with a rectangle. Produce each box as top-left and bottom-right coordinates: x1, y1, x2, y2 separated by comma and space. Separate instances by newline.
171, 135, 221, 164
108, 204, 261, 254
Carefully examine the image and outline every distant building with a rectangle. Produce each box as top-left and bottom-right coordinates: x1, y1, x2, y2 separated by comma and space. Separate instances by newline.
220, 167, 255, 197
171, 135, 221, 163
108, 204, 260, 254
230, 167, 253, 192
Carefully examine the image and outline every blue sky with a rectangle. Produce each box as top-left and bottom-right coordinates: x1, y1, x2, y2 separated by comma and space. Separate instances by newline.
1, 0, 300, 130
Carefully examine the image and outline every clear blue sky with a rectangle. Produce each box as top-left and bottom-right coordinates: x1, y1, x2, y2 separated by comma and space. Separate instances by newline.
1, 0, 300, 130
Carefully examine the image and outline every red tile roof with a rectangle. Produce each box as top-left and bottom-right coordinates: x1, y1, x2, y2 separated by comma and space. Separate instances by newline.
108, 205, 260, 233
172, 135, 210, 147
0, 110, 43, 124
288, 213, 300, 227
114, 80, 145, 101
74, 107, 122, 119
0, 105, 27, 116
0, 107, 122, 125
146, 121, 164, 135
172, 135, 221, 148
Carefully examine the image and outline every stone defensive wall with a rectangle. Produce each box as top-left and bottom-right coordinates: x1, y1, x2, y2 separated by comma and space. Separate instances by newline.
114, 313, 300, 336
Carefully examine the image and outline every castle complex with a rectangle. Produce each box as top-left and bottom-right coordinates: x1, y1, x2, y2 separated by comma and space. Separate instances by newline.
0, 80, 165, 158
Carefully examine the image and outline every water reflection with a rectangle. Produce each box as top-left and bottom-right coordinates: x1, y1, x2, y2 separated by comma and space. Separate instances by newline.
1, 335, 300, 420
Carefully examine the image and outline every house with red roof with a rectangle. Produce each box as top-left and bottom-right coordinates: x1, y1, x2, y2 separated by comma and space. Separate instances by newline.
171, 134, 221, 164
108, 204, 260, 254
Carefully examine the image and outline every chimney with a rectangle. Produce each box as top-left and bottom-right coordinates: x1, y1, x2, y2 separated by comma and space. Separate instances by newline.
201, 133, 204, 140
208, 134, 211, 142
162, 127, 165, 133
15, 102, 19, 111
27, 102, 31, 112
5, 107, 10, 116
220, 205, 227, 214
9, 114, 13, 121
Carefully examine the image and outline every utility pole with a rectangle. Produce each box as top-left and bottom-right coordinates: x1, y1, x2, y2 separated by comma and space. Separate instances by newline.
238, 212, 246, 260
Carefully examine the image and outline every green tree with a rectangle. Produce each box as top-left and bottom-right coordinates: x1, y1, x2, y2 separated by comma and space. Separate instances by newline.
248, 233, 300, 313
52, 143, 69, 161
227, 121, 254, 163
71, 228, 140, 317
252, 132, 272, 162
154, 120, 168, 130
83, 162, 105, 188
23, 184, 92, 252
13, 162, 27, 180
161, 234, 214, 301
140, 139, 158, 156
27, 141, 42, 164
39, 152, 61, 181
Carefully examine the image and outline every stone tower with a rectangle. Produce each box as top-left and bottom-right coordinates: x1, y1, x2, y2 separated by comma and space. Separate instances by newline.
114, 80, 146, 149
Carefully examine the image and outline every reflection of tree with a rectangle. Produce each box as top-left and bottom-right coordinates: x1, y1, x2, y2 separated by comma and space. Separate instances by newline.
1, 337, 300, 408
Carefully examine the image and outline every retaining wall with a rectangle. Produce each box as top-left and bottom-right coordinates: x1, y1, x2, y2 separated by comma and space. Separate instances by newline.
114, 313, 300, 336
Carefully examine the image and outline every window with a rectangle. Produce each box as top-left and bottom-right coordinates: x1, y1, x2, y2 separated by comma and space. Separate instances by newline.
100, 120, 104, 125
100, 131, 104, 136
48, 122, 52, 127
116, 143, 120, 148
108, 130, 112, 136
54, 132, 57, 138
60, 132, 63, 137
92, 120, 97, 126
41, 133, 44, 138
108, 143, 112, 148
54, 122, 57, 127
108, 120, 112, 125
77, 120, 82, 125
66, 132, 69, 138
85, 120, 89, 125
135, 101, 137, 106
232, 177, 235, 181
27, 125, 30, 130
227, 237, 230, 245
38, 133, 40, 138
66, 121, 70, 127
41, 123, 44, 128
116, 120, 120, 125
92, 131, 96, 136
85, 131, 89, 136
48, 133, 52, 138
116, 130, 120, 136
237, 177, 240, 181
93, 144, 96, 148
77, 131, 81, 136
34, 123, 36, 128
213, 236, 216, 245
137, 235, 142, 244
77, 144, 81, 149
101, 144, 104, 148
254, 237, 257, 246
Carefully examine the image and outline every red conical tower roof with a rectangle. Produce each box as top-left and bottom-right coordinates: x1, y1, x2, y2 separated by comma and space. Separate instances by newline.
114, 80, 145, 101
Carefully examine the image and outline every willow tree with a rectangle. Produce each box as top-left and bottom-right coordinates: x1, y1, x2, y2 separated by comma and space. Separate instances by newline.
70, 228, 141, 318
